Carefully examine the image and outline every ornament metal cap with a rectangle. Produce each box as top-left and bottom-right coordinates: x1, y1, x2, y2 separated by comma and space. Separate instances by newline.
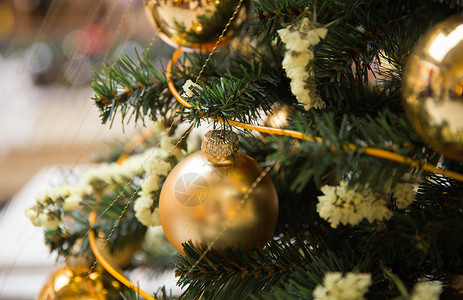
201, 130, 239, 163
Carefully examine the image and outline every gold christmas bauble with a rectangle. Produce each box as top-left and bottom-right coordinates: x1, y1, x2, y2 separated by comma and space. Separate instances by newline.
96, 233, 142, 269
38, 264, 124, 300
403, 13, 463, 161
159, 130, 279, 255
143, 0, 249, 51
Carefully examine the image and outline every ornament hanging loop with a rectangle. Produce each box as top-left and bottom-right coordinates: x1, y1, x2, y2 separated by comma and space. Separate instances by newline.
202, 130, 239, 164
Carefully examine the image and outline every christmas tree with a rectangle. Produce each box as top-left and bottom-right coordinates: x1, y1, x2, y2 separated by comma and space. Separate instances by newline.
25, 0, 463, 299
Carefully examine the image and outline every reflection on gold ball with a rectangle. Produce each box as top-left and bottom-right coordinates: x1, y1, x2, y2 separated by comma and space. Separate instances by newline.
38, 265, 124, 300
143, 0, 249, 51
403, 13, 463, 161
265, 104, 291, 128
159, 132, 278, 255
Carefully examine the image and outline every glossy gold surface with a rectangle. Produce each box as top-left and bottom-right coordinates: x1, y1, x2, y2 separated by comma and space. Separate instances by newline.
96, 234, 141, 269
38, 265, 123, 300
265, 104, 290, 128
403, 13, 463, 161
144, 0, 249, 51
159, 150, 279, 255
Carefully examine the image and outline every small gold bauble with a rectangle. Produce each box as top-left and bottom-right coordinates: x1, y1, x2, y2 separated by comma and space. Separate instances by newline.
159, 130, 279, 255
38, 264, 125, 300
403, 13, 463, 161
143, 0, 249, 51
96, 233, 141, 269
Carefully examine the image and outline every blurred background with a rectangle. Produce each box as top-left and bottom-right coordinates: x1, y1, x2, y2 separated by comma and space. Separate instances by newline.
0, 0, 174, 298
0, 0, 174, 204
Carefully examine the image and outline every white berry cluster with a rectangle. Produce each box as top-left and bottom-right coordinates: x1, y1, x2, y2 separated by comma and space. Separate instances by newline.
278, 17, 327, 110
393, 182, 416, 209
410, 281, 442, 300
25, 122, 185, 231
134, 132, 185, 227
182, 79, 201, 98
317, 181, 393, 228
24, 184, 72, 230
25, 149, 149, 231
313, 272, 372, 300
317, 180, 418, 228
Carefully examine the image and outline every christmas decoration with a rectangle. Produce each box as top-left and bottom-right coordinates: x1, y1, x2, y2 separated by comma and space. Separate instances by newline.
38, 264, 125, 300
143, 0, 249, 51
159, 130, 278, 255
316, 181, 393, 228
410, 282, 442, 300
133, 132, 185, 227
19, 1, 463, 299
278, 17, 327, 110
313, 272, 372, 300
403, 13, 463, 162
96, 233, 141, 269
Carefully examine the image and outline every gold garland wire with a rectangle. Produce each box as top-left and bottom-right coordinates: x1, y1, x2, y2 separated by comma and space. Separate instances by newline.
167, 48, 463, 182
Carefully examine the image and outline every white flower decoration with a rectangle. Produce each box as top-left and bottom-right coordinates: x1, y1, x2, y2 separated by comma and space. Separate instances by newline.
317, 181, 393, 228
313, 272, 372, 300
394, 182, 416, 209
63, 193, 83, 211
182, 79, 201, 98
411, 281, 442, 300
25, 206, 41, 227
38, 210, 61, 231
134, 196, 161, 227
278, 17, 328, 110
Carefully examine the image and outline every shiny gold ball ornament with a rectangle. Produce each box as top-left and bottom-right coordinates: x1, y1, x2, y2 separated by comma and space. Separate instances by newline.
143, 0, 249, 51
96, 233, 142, 269
403, 13, 463, 161
159, 130, 279, 255
38, 264, 125, 300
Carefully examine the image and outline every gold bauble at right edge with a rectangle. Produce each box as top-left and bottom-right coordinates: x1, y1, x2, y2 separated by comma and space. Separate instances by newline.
403, 13, 463, 162
143, 0, 249, 51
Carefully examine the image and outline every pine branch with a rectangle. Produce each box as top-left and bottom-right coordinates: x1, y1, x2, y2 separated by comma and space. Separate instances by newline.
44, 180, 146, 259
92, 50, 184, 127
352, 173, 463, 279
121, 290, 139, 300
182, 63, 279, 127
94, 185, 147, 254
175, 234, 371, 299
434, 0, 463, 8
249, 109, 430, 193
254, 0, 308, 38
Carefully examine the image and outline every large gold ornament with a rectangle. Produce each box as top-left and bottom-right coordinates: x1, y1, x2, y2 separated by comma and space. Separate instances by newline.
143, 0, 249, 51
403, 13, 463, 161
38, 264, 125, 300
159, 130, 279, 255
